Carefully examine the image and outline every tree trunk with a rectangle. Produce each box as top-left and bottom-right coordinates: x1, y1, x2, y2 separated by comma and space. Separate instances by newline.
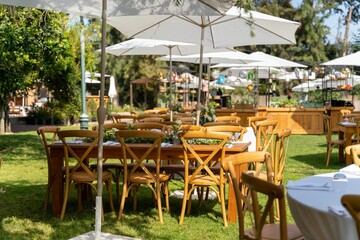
343, 6, 355, 56
0, 99, 11, 134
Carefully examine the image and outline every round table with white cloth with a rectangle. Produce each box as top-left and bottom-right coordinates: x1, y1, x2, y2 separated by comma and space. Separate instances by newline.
287, 171, 360, 240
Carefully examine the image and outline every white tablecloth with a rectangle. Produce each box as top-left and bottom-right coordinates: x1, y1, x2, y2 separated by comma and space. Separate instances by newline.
287, 172, 360, 240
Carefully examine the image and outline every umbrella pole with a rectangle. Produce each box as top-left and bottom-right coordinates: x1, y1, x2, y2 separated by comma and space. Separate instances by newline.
196, 19, 205, 126
96, 0, 107, 238
168, 46, 174, 121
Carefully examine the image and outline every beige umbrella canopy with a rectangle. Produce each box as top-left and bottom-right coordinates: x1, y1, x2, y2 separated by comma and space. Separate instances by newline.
130, 77, 157, 107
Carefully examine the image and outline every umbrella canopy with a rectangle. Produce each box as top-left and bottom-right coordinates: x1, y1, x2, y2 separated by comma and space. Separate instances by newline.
292, 80, 322, 92
108, 76, 116, 99
321, 51, 360, 66
247, 52, 307, 68
112, 6, 300, 125
156, 51, 258, 64
85, 78, 101, 84
0, 0, 232, 18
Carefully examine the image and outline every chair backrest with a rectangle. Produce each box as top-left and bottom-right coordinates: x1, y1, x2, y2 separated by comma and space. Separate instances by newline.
272, 129, 292, 186
202, 121, 241, 127
341, 195, 360, 240
204, 125, 247, 141
179, 124, 203, 132
37, 126, 60, 162
176, 116, 196, 125
139, 117, 165, 123
345, 144, 360, 166
248, 116, 268, 132
131, 122, 167, 132
57, 130, 98, 179
92, 123, 128, 131
241, 172, 287, 240
114, 130, 165, 178
340, 109, 352, 116
111, 113, 137, 123
353, 117, 360, 144
179, 130, 231, 184
216, 116, 241, 123
255, 119, 279, 153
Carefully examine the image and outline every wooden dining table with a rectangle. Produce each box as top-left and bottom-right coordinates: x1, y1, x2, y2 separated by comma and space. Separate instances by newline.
337, 122, 356, 165
49, 142, 250, 222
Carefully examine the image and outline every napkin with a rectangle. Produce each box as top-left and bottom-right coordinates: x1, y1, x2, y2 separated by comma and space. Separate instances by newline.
339, 164, 360, 176
328, 205, 346, 216
286, 180, 331, 191
161, 142, 172, 147
340, 122, 356, 126
54, 140, 82, 144
103, 141, 120, 146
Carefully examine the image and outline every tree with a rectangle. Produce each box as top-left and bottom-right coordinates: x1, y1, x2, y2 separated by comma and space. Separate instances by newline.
0, 6, 78, 133
291, 0, 329, 67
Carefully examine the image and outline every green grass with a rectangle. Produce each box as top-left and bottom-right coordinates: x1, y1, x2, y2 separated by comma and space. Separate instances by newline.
0, 129, 344, 239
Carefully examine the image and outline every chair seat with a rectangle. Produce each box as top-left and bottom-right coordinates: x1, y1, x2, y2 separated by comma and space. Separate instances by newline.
129, 172, 170, 183
187, 174, 227, 186
71, 170, 113, 182
246, 223, 303, 240
331, 139, 346, 145
90, 163, 123, 171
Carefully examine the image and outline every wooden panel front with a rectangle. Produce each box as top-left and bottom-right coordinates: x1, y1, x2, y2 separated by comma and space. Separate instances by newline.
215, 109, 257, 127
261, 108, 326, 134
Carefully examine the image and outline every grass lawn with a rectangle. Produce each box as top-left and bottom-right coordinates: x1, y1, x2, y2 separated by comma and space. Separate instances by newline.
0, 127, 344, 240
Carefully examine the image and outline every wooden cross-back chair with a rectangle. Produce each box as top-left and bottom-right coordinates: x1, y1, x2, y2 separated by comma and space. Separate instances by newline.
37, 126, 60, 210
57, 130, 114, 221
204, 125, 247, 142
111, 113, 138, 124
139, 117, 165, 123
131, 122, 168, 132
222, 151, 273, 218
345, 144, 360, 166
341, 195, 360, 240
176, 116, 196, 125
92, 123, 128, 201
240, 172, 303, 240
323, 114, 346, 166
114, 130, 169, 223
216, 115, 241, 123
255, 120, 279, 154
248, 116, 268, 133
179, 130, 231, 227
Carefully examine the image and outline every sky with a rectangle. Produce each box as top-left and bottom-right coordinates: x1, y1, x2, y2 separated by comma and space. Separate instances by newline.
291, 0, 359, 43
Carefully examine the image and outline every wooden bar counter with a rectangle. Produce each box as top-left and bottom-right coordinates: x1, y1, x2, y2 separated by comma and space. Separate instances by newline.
216, 107, 326, 134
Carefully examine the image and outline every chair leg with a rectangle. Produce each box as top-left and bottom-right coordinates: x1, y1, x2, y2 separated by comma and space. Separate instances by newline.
163, 182, 170, 213
60, 183, 70, 221
220, 184, 228, 227
179, 182, 189, 225
156, 182, 164, 223
106, 179, 115, 212
118, 183, 128, 220
44, 183, 51, 211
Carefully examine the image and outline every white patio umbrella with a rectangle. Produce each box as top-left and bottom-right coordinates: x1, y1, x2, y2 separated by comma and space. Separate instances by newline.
108, 76, 117, 105
321, 51, 360, 66
113, 7, 300, 124
0, 1, 234, 238
247, 52, 308, 68
292, 80, 322, 92
104, 38, 231, 121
